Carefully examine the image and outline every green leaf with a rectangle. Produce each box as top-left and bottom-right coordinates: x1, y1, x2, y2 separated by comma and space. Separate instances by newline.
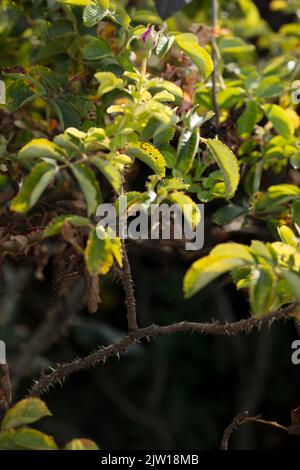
43, 215, 91, 238
290, 152, 300, 169
1, 399, 51, 431
277, 225, 298, 247
19, 139, 65, 161
206, 139, 240, 199
153, 126, 175, 149
0, 428, 57, 450
65, 438, 99, 450
212, 204, 247, 225
91, 156, 122, 193
83, 37, 111, 60
176, 129, 199, 174
11, 162, 57, 213
141, 117, 165, 141
14, 428, 57, 450
71, 164, 102, 217
127, 142, 166, 177
249, 265, 276, 316
94, 72, 124, 97
57, 0, 89, 5
167, 191, 201, 230
217, 87, 245, 109
262, 104, 294, 138
83, 2, 109, 27
156, 33, 174, 57
210, 243, 254, 263
219, 37, 255, 55
174, 33, 213, 79
5, 79, 41, 112
237, 101, 258, 138
256, 76, 284, 98
292, 200, 300, 235
152, 90, 175, 102
281, 270, 300, 303
184, 255, 246, 298
52, 99, 81, 129
84, 228, 122, 276
147, 79, 183, 100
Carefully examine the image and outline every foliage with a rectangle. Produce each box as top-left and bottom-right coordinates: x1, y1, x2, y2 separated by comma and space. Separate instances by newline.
0, 398, 99, 450
1, 0, 300, 450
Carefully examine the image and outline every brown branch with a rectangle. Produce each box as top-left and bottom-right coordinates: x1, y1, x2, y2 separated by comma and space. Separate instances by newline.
220, 411, 288, 450
120, 241, 138, 332
28, 304, 294, 398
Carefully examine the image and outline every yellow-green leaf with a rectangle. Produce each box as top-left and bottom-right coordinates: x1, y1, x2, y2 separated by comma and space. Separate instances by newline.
14, 428, 57, 450
19, 139, 65, 160
1, 399, 51, 431
94, 72, 124, 97
249, 265, 276, 316
11, 162, 57, 213
84, 228, 122, 276
176, 129, 199, 174
174, 33, 213, 78
277, 225, 299, 247
206, 139, 240, 199
237, 101, 258, 138
65, 438, 99, 450
281, 270, 300, 303
262, 104, 294, 138
184, 255, 246, 298
210, 243, 254, 263
167, 191, 201, 230
91, 156, 122, 193
43, 215, 91, 238
71, 163, 102, 217
127, 142, 166, 177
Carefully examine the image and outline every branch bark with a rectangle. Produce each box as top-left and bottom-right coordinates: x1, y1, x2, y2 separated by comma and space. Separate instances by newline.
120, 241, 138, 332
28, 304, 294, 398
220, 411, 288, 450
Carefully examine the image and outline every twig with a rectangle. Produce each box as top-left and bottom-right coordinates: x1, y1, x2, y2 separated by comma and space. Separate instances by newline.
220, 411, 288, 450
121, 241, 138, 332
211, 0, 220, 126
28, 305, 294, 398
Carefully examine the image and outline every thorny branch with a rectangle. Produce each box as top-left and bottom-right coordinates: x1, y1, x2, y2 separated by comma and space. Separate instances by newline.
120, 241, 138, 332
28, 304, 294, 398
220, 411, 289, 450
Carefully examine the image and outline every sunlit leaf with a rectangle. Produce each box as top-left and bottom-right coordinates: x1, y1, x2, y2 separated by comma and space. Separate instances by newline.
127, 142, 166, 177
71, 164, 102, 217
11, 162, 57, 213
1, 399, 51, 431
206, 139, 240, 199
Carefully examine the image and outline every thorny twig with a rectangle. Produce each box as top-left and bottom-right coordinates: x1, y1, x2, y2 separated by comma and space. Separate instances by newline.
220, 411, 289, 450
121, 240, 138, 332
28, 304, 294, 398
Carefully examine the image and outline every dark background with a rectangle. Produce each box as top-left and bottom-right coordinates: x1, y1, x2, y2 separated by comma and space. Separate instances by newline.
1, 0, 299, 450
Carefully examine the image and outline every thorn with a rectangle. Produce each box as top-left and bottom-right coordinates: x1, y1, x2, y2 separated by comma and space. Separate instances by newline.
268, 318, 275, 329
